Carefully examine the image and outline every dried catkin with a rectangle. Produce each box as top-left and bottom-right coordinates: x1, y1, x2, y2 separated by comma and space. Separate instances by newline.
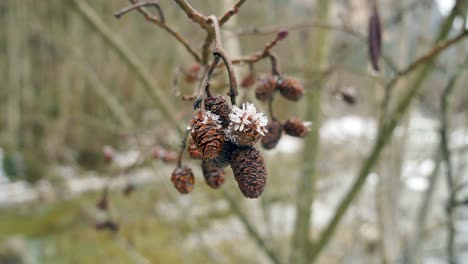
283, 118, 312, 138
190, 111, 225, 160
230, 147, 266, 198
201, 160, 226, 189
277, 77, 305, 101
188, 139, 203, 159
261, 121, 283, 150
368, 5, 382, 72
171, 166, 195, 194
255, 75, 277, 101
204, 94, 231, 128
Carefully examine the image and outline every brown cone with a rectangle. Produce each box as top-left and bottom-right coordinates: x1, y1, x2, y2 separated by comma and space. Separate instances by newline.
277, 77, 304, 101
208, 141, 238, 168
190, 111, 225, 160
171, 166, 195, 194
261, 121, 283, 150
255, 75, 276, 101
188, 139, 203, 160
283, 118, 311, 137
230, 147, 267, 198
201, 160, 226, 189
204, 95, 231, 128
241, 74, 255, 88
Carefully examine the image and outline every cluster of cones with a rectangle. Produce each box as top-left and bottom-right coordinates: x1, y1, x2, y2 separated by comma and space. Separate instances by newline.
172, 95, 268, 198
250, 74, 312, 150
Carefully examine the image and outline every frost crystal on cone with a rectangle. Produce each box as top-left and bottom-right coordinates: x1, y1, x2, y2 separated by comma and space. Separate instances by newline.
190, 111, 225, 160
227, 102, 269, 147
201, 160, 226, 189
171, 166, 195, 194
230, 147, 266, 198
283, 118, 312, 137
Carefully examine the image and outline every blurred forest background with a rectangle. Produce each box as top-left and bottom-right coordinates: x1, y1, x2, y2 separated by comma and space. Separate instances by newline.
0, 0, 468, 263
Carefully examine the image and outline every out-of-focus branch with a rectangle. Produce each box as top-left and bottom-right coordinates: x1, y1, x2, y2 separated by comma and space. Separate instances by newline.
219, 0, 247, 26
172, 0, 209, 29
115, 0, 201, 62
308, 9, 466, 262
440, 67, 464, 263
71, 0, 184, 136
222, 190, 282, 264
232, 22, 399, 73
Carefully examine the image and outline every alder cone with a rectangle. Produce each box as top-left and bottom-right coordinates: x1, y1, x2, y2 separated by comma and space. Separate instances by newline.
283, 118, 311, 138
188, 139, 203, 159
204, 95, 231, 128
261, 121, 283, 150
201, 160, 226, 189
171, 166, 195, 194
241, 74, 255, 88
277, 77, 304, 101
230, 147, 266, 199
208, 141, 238, 168
255, 75, 276, 101
190, 111, 225, 160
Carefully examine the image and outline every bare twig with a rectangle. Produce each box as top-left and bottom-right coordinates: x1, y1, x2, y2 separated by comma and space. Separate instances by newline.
309, 22, 467, 264
440, 70, 463, 264
117, 0, 201, 62
177, 128, 190, 167
219, 0, 247, 26
233, 22, 399, 73
222, 190, 282, 264
71, 0, 184, 135
208, 15, 238, 105
172, 0, 209, 29
115, 1, 164, 23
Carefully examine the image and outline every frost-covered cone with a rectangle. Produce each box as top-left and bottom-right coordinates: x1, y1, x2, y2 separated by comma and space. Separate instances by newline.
190, 111, 225, 160
201, 160, 226, 189
277, 77, 304, 101
255, 75, 277, 101
283, 118, 312, 137
204, 94, 231, 128
230, 147, 266, 199
226, 102, 268, 147
171, 166, 195, 194
261, 121, 283, 150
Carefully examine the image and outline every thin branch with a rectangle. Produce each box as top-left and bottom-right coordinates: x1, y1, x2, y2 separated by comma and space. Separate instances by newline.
116, 0, 201, 62
222, 190, 282, 264
309, 25, 467, 263
115, 1, 164, 23
199, 55, 221, 98
172, 0, 209, 29
219, 0, 247, 26
440, 71, 462, 264
208, 15, 238, 105
177, 128, 190, 167
232, 21, 399, 73
71, 0, 184, 136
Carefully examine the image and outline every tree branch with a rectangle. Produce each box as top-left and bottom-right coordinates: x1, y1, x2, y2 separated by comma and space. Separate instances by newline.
219, 0, 247, 26
172, 0, 209, 29
222, 190, 282, 264
115, 0, 201, 62
308, 17, 467, 264
71, 0, 184, 136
